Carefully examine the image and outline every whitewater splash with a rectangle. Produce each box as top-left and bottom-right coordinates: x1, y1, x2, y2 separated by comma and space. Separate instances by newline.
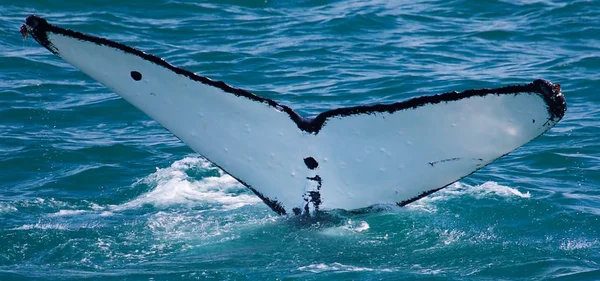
443, 181, 531, 199
297, 262, 394, 273
112, 157, 261, 211
0, 202, 17, 214
406, 181, 531, 213
36, 157, 262, 220
26, 176, 531, 219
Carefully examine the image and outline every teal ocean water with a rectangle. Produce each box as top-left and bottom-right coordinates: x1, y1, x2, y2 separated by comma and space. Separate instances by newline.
1, 1, 599, 280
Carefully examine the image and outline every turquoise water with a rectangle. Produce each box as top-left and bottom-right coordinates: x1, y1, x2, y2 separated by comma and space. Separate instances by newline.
1, 0, 599, 280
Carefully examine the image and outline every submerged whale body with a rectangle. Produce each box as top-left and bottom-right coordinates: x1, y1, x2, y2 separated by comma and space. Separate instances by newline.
23, 15, 566, 215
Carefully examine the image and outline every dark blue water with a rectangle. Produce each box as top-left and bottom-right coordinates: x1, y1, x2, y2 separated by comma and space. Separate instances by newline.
1, 1, 599, 280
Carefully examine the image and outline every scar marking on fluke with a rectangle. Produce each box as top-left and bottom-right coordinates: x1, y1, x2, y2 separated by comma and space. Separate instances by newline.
303, 157, 318, 170
428, 157, 485, 167
307, 191, 321, 211
428, 157, 462, 167
307, 175, 322, 188
304, 175, 323, 213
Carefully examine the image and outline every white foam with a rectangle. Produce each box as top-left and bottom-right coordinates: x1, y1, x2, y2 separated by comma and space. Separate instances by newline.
13, 219, 101, 230
145, 210, 278, 246
342, 219, 370, 232
406, 181, 530, 212
48, 209, 87, 217
411, 265, 444, 275
298, 262, 437, 276
0, 202, 17, 213
439, 229, 466, 245
465, 181, 531, 199
297, 263, 381, 273
147, 211, 219, 241
20, 197, 69, 208
99, 211, 114, 217
560, 239, 598, 251
321, 219, 370, 237
112, 157, 260, 211
89, 203, 104, 211
13, 222, 69, 230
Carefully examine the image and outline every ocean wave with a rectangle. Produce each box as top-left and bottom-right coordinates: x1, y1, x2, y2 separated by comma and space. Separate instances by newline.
0, 202, 17, 213
13, 222, 69, 230
297, 262, 391, 273
48, 209, 87, 217
111, 157, 260, 211
407, 181, 531, 212
559, 238, 599, 251
443, 181, 530, 199
320, 219, 370, 237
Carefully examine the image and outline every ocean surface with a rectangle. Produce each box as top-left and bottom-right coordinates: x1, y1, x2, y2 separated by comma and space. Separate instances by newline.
1, 0, 599, 280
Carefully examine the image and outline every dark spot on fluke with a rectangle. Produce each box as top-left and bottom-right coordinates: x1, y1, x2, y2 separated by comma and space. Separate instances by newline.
304, 157, 318, 169
131, 71, 142, 81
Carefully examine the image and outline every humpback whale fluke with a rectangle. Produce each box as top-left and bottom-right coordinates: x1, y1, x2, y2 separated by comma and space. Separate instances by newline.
23, 15, 566, 215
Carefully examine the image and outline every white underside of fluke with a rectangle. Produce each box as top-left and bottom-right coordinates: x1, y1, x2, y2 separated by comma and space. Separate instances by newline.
38, 31, 561, 215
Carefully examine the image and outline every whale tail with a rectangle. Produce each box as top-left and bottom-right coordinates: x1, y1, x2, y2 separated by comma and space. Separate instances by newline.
24, 15, 566, 215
